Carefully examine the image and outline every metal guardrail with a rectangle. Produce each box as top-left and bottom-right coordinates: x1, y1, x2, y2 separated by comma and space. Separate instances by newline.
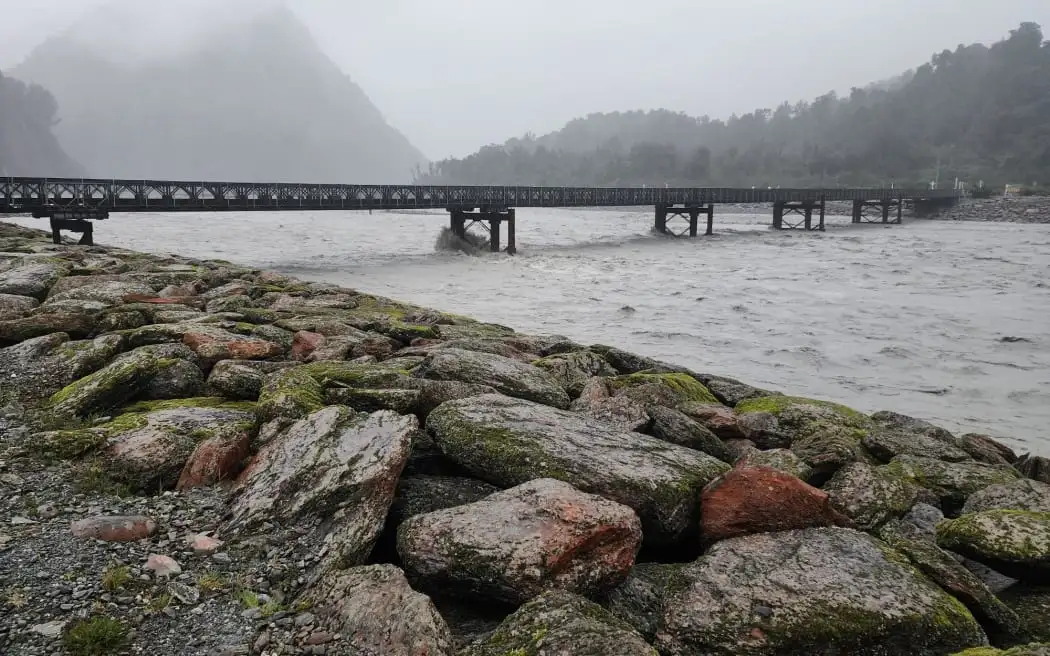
0, 177, 960, 214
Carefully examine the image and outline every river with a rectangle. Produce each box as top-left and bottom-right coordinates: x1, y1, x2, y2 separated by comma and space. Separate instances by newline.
8, 208, 1049, 455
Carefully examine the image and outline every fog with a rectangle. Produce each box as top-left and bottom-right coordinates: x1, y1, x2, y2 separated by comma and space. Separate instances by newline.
1, 0, 1048, 161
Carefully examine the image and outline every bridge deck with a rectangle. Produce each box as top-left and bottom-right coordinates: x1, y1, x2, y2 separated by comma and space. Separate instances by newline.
0, 177, 959, 214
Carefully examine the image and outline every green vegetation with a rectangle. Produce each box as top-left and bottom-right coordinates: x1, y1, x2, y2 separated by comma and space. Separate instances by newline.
417, 23, 1050, 189
63, 616, 128, 655
197, 572, 226, 592
100, 565, 130, 592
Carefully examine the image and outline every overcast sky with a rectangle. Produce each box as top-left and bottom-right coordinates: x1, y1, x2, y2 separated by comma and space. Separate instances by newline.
1, 0, 1048, 159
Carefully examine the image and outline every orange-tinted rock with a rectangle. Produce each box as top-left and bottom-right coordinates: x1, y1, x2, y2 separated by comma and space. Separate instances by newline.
176, 429, 253, 490
291, 330, 326, 361
701, 466, 850, 542
70, 515, 157, 542
122, 294, 188, 304
183, 329, 284, 365
398, 478, 642, 604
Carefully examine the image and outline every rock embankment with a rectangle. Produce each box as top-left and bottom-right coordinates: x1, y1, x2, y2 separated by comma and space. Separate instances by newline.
933, 196, 1050, 223
1, 220, 1049, 656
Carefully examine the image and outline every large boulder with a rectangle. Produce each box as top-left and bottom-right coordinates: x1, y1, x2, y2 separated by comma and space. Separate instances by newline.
297, 565, 453, 656
427, 394, 730, 545
736, 395, 872, 478
0, 310, 98, 343
0, 261, 67, 299
45, 344, 201, 419
823, 462, 919, 530
610, 372, 719, 408
700, 374, 775, 406
0, 333, 122, 407
205, 359, 298, 401
679, 403, 746, 440
461, 589, 657, 656
45, 279, 154, 304
646, 405, 733, 463
225, 407, 414, 570
656, 527, 986, 656
533, 350, 617, 397
398, 478, 641, 604
415, 348, 570, 409
0, 293, 38, 320
1000, 586, 1050, 643
700, 466, 850, 542
571, 379, 650, 431
1016, 455, 1050, 485
937, 510, 1050, 583
964, 480, 1050, 515
863, 427, 972, 463
958, 434, 1018, 466
601, 562, 686, 641
736, 447, 813, 481
870, 410, 955, 442
887, 456, 1023, 512
878, 519, 1027, 644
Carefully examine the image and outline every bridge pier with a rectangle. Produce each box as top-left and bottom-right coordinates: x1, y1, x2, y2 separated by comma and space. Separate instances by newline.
30, 209, 109, 246
852, 198, 903, 224
448, 208, 516, 254
654, 204, 714, 238
773, 199, 825, 231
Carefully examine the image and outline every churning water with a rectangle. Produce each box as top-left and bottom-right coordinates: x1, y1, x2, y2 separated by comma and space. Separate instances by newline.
8, 208, 1049, 454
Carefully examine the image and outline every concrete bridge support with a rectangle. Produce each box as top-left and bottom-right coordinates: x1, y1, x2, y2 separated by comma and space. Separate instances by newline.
449, 208, 516, 254
31, 209, 108, 245
654, 204, 714, 237
772, 199, 825, 231
852, 198, 903, 224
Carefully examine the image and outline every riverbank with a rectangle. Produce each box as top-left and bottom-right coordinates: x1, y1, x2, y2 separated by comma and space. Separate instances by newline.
1, 219, 1049, 656
934, 196, 1050, 223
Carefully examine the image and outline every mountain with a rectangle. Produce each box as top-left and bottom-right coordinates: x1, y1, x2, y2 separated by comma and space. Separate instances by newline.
13, 3, 425, 183
416, 23, 1050, 189
0, 71, 82, 177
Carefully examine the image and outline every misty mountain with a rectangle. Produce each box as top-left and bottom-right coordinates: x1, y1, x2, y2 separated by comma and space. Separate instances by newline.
417, 23, 1050, 188
13, 4, 425, 183
0, 71, 82, 177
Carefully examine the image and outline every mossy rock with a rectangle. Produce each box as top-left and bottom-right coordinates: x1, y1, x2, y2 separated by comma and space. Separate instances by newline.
952, 645, 1050, 655
600, 562, 688, 642
324, 388, 421, 415
609, 372, 719, 407
256, 367, 325, 423
1000, 585, 1050, 643
937, 510, 1050, 583
886, 455, 1023, 512
461, 589, 657, 656
416, 348, 570, 409
736, 447, 814, 481
824, 462, 919, 530
533, 350, 617, 397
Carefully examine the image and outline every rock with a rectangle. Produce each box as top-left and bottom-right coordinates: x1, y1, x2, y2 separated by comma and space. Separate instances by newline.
879, 519, 1028, 643
592, 345, 663, 375
1000, 586, 1050, 643
70, 515, 158, 542
291, 330, 325, 361
735, 410, 785, 449
0, 261, 66, 299
141, 359, 206, 400
255, 367, 325, 423
145, 554, 182, 577
0, 293, 38, 320
87, 401, 256, 491
610, 372, 719, 408
736, 447, 813, 481
389, 475, 499, 525
325, 387, 421, 415
168, 581, 200, 605
427, 394, 730, 545
936, 510, 1050, 583
887, 455, 1023, 512
952, 644, 1050, 655
601, 562, 686, 642
901, 502, 947, 540
701, 466, 850, 542
47, 279, 154, 304
182, 326, 284, 367
737, 395, 872, 477
645, 406, 733, 462
188, 534, 224, 555
30, 620, 66, 639
1016, 455, 1050, 485
298, 565, 453, 656
657, 527, 986, 656
461, 589, 657, 656
0, 332, 123, 406
225, 406, 414, 569
176, 419, 254, 490
0, 311, 98, 343
415, 348, 570, 409
701, 374, 774, 406
679, 402, 746, 440
205, 359, 297, 401
871, 410, 956, 442
823, 462, 919, 530
863, 426, 972, 463
45, 343, 200, 419
409, 379, 498, 418
398, 478, 642, 604
964, 479, 1050, 515
532, 350, 617, 397
574, 394, 651, 431
959, 434, 1019, 466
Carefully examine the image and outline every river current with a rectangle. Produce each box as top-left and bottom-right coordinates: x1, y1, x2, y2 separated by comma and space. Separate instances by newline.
8, 208, 1049, 454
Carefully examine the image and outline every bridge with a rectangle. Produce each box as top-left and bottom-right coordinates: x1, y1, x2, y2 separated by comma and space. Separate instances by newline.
0, 177, 961, 252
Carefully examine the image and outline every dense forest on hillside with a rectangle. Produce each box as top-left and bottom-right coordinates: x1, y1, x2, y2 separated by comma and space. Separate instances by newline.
417, 23, 1050, 188
0, 71, 82, 177
14, 4, 425, 182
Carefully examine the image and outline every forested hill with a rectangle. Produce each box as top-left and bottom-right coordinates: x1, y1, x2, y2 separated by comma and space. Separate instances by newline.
0, 71, 83, 177
417, 23, 1050, 189
14, 4, 425, 183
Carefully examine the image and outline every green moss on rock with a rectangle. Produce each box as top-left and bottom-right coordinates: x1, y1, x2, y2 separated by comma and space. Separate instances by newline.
736, 395, 865, 420
609, 372, 719, 405
936, 510, 1050, 581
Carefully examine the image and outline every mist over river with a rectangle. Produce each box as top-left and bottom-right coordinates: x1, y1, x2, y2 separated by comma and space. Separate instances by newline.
9, 208, 1049, 454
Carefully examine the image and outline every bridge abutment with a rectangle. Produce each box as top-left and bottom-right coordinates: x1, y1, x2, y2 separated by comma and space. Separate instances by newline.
852, 198, 903, 224
449, 208, 516, 254
654, 204, 714, 238
30, 209, 108, 245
